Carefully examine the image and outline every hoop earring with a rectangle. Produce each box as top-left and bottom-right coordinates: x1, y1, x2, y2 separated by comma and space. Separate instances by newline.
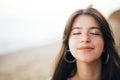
64, 50, 76, 63
103, 53, 109, 64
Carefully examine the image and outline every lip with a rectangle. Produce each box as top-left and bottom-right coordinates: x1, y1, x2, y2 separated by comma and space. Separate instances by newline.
77, 46, 94, 50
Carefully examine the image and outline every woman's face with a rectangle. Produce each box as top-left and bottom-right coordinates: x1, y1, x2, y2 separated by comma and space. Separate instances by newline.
68, 15, 104, 63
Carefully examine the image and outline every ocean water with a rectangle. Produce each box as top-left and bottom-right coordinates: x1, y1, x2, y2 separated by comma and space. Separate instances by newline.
0, 16, 63, 54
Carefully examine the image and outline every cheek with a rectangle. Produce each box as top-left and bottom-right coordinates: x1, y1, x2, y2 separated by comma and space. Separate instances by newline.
68, 38, 79, 53
94, 39, 104, 53
69, 39, 75, 50
69, 38, 78, 47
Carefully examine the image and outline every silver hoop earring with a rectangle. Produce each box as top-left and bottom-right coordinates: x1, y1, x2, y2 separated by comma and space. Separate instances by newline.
64, 50, 76, 63
103, 53, 109, 64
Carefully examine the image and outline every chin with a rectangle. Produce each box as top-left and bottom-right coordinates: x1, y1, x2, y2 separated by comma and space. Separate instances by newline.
76, 57, 97, 63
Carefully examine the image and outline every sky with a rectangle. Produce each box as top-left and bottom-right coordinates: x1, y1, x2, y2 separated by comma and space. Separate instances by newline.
0, 0, 120, 54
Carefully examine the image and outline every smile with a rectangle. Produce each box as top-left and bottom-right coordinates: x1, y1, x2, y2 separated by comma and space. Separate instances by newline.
77, 46, 94, 51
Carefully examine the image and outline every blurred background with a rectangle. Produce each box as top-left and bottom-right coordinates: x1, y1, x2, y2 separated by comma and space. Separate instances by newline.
0, 0, 120, 80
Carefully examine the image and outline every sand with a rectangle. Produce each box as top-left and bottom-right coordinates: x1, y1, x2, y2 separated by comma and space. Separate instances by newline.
0, 41, 61, 80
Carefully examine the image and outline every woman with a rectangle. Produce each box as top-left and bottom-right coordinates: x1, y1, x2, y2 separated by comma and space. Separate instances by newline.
51, 7, 120, 80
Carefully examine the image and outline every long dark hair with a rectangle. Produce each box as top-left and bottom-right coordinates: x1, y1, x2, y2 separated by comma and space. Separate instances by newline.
51, 7, 120, 80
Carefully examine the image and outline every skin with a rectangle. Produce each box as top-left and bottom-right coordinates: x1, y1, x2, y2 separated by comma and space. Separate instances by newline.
68, 15, 104, 80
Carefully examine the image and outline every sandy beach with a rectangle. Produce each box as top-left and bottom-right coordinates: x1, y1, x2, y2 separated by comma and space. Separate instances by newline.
0, 41, 61, 80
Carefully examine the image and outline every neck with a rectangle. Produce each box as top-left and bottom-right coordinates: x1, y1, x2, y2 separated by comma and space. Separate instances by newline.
72, 59, 101, 80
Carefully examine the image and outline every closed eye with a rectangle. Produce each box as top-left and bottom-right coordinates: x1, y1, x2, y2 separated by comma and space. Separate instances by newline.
73, 33, 81, 35
90, 33, 100, 35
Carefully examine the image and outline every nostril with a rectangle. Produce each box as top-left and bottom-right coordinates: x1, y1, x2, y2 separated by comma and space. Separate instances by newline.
80, 36, 91, 43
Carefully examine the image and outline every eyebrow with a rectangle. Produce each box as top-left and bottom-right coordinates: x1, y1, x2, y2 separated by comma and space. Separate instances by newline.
72, 26, 100, 30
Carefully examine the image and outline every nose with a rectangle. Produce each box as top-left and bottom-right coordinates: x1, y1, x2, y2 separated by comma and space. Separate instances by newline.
80, 34, 91, 43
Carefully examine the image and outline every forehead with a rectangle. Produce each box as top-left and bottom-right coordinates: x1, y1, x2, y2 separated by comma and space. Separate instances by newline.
72, 15, 99, 28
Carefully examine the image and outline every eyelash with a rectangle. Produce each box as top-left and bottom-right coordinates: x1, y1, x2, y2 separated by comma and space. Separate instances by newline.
90, 33, 100, 35
73, 33, 81, 35
72, 32, 100, 35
